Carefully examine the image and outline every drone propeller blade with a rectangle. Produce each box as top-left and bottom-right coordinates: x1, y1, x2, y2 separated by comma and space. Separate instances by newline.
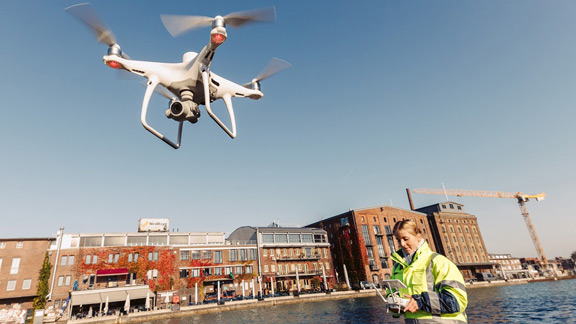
65, 3, 116, 46
140, 81, 176, 100
161, 6, 276, 37
243, 58, 291, 88
223, 6, 276, 28
160, 15, 214, 37
254, 57, 290, 82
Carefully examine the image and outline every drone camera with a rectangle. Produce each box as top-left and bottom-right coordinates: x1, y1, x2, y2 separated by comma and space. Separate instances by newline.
166, 100, 200, 122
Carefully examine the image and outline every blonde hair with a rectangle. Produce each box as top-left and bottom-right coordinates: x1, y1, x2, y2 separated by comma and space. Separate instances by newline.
393, 219, 422, 237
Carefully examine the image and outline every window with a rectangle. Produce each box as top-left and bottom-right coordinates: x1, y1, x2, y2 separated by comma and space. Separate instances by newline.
61, 256, 68, 266
289, 234, 300, 243
57, 276, 64, 286
148, 252, 158, 261
373, 225, 381, 235
302, 234, 313, 243
246, 265, 253, 274
361, 225, 372, 246
180, 269, 190, 278
180, 251, 190, 261
249, 249, 256, 260
65, 275, 72, 286
191, 269, 200, 277
0, 242, 5, 248
7, 280, 16, 291
275, 234, 288, 243
147, 269, 158, 279
229, 250, 238, 261
264, 265, 269, 273
263, 249, 267, 257
214, 267, 223, 276
203, 251, 211, 259
225, 267, 232, 276
10, 258, 20, 274
16, 242, 23, 248
0, 259, 2, 271
214, 251, 223, 263
235, 266, 243, 274
262, 234, 274, 243
92, 255, 98, 264
191, 251, 201, 260
22, 279, 32, 290
68, 255, 75, 265
239, 249, 247, 261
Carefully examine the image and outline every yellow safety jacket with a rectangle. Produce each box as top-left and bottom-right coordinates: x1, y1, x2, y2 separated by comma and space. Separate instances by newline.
391, 242, 468, 323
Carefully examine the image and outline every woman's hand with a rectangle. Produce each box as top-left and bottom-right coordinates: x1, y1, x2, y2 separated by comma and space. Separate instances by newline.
403, 295, 420, 313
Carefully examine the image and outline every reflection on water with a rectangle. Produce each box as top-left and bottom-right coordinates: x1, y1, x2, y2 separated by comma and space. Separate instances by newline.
144, 279, 576, 324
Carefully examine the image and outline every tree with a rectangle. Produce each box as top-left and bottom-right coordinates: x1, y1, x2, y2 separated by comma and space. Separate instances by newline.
571, 250, 576, 262
33, 252, 52, 309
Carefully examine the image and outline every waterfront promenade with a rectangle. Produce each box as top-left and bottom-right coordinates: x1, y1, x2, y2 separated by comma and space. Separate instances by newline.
63, 277, 564, 324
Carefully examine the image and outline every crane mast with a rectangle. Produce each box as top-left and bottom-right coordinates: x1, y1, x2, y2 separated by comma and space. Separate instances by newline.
411, 188, 550, 274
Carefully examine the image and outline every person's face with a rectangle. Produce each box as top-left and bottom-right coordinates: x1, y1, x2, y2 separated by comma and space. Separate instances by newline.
395, 229, 422, 255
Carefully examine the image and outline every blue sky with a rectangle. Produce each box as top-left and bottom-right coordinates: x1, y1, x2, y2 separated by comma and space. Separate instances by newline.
0, 1, 575, 259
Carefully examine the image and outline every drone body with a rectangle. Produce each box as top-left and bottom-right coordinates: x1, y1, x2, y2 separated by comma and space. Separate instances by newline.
66, 4, 289, 149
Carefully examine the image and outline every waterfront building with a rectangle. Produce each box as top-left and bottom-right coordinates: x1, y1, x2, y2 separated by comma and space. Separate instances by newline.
488, 253, 526, 279
306, 206, 434, 288
227, 225, 334, 294
414, 202, 494, 281
44, 230, 258, 318
0, 237, 54, 309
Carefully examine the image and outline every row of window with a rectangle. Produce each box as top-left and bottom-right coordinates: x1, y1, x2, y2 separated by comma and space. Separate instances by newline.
5, 279, 32, 291
261, 233, 327, 244
264, 262, 331, 274
262, 247, 328, 258
179, 265, 253, 278
0, 258, 20, 274
0, 242, 24, 248
442, 226, 478, 234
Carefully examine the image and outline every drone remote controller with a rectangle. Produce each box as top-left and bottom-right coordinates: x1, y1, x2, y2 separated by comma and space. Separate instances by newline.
386, 296, 410, 313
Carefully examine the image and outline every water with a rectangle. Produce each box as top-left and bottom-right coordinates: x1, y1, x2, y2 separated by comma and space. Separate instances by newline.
144, 279, 576, 324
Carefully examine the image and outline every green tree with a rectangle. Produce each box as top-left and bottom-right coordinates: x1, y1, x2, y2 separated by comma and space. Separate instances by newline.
33, 252, 52, 309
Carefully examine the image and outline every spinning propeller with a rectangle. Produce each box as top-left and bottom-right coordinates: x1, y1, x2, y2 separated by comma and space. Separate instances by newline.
244, 58, 291, 91
161, 7, 276, 37
65, 3, 130, 59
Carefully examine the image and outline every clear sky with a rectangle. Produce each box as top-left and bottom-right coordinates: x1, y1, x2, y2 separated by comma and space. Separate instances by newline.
0, 1, 575, 259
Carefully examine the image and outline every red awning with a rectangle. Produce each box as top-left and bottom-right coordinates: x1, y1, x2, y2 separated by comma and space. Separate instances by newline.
96, 268, 129, 276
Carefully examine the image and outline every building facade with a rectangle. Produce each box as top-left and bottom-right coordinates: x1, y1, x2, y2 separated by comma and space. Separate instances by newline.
0, 237, 54, 309
227, 226, 334, 294
44, 230, 260, 317
416, 202, 494, 281
306, 206, 434, 288
488, 253, 526, 279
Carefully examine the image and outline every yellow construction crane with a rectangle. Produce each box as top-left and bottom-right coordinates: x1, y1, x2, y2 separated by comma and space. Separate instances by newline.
409, 188, 550, 273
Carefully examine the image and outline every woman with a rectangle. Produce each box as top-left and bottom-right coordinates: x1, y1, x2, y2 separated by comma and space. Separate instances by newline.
390, 220, 468, 323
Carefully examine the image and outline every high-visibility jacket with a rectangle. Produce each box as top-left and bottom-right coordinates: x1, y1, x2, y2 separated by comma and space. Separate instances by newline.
391, 242, 468, 323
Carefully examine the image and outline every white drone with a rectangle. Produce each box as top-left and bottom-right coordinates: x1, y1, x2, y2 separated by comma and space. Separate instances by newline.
66, 3, 289, 149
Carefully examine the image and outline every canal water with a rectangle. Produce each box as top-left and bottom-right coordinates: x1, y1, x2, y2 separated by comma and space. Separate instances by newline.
145, 279, 576, 324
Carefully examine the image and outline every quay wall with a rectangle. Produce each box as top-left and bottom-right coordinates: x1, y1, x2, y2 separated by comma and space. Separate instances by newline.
65, 277, 575, 324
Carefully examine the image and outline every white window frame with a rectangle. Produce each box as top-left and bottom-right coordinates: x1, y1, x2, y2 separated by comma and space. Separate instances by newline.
10, 258, 20, 274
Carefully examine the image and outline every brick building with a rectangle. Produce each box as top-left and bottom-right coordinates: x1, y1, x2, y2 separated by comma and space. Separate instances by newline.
306, 206, 434, 288
44, 230, 260, 318
0, 237, 54, 309
416, 202, 494, 281
227, 225, 334, 294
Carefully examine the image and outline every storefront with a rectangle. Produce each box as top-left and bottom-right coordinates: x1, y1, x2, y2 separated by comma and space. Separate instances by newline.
68, 285, 154, 319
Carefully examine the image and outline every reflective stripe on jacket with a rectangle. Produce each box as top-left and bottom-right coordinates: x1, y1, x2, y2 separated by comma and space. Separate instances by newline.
391, 242, 468, 323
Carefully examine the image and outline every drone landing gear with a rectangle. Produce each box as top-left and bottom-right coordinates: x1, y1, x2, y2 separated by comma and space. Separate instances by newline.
141, 77, 183, 149
201, 70, 236, 138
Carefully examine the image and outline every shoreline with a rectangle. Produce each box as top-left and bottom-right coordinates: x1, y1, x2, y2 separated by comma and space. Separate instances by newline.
63, 276, 576, 324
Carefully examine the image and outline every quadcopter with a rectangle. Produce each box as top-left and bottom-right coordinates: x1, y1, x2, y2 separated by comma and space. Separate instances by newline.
66, 3, 289, 149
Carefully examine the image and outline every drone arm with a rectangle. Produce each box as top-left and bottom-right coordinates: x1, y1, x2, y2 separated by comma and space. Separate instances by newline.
201, 70, 237, 138
141, 77, 183, 149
